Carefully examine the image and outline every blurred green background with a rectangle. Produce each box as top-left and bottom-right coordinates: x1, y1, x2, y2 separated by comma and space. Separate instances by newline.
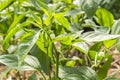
101, 0, 120, 19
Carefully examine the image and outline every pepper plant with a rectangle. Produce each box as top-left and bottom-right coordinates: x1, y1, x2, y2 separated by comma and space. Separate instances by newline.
0, 0, 120, 80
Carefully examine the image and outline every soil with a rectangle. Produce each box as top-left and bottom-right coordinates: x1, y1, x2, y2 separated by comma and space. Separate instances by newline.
107, 53, 120, 78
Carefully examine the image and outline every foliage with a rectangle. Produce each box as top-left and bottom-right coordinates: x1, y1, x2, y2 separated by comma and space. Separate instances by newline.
101, 0, 120, 19
0, 0, 120, 80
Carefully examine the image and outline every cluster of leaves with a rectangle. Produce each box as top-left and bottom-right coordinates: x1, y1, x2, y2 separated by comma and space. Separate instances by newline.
0, 0, 120, 80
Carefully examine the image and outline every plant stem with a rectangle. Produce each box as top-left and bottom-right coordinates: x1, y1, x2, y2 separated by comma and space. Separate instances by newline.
86, 55, 92, 66
46, 43, 51, 80
45, 31, 60, 79
56, 51, 59, 79
38, 70, 47, 80
50, 40, 59, 79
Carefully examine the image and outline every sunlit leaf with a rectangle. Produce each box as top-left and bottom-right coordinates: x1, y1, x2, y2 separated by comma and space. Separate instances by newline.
72, 42, 89, 54
21, 55, 41, 71
66, 60, 76, 67
0, 0, 15, 11
103, 39, 116, 48
88, 50, 97, 60
96, 8, 114, 28
81, 31, 120, 42
30, 0, 48, 15
59, 66, 97, 80
112, 19, 120, 34
3, 25, 22, 50
16, 30, 40, 66
53, 32, 81, 42
7, 14, 24, 33
54, 13, 70, 30
90, 42, 103, 51
0, 54, 18, 68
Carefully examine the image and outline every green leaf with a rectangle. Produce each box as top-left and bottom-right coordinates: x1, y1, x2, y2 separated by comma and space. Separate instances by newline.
96, 8, 114, 28
21, 55, 41, 71
62, 74, 83, 80
35, 33, 47, 53
2, 14, 25, 50
81, 31, 120, 42
95, 27, 110, 33
61, 0, 73, 4
111, 19, 120, 51
3, 25, 22, 50
54, 13, 70, 30
55, 35, 74, 45
41, 0, 50, 3
30, 44, 50, 74
48, 39, 54, 58
30, 0, 48, 15
44, 9, 53, 26
90, 42, 103, 51
66, 60, 76, 67
0, 18, 9, 33
28, 72, 37, 80
0, 54, 18, 68
97, 55, 112, 80
53, 35, 72, 42
0, 0, 15, 11
7, 14, 24, 33
16, 30, 40, 66
115, 39, 120, 52
59, 66, 97, 80
72, 42, 89, 54
88, 50, 97, 60
65, 9, 84, 17
53, 32, 81, 42
103, 39, 116, 48
83, 0, 99, 18
31, 13, 43, 27
30, 0, 48, 9
104, 77, 120, 80
111, 19, 120, 34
